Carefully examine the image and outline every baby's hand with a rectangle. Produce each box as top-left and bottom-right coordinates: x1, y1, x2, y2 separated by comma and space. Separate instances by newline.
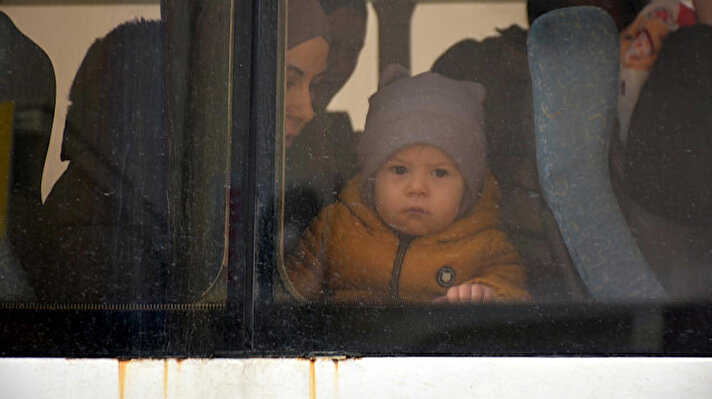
434, 283, 495, 304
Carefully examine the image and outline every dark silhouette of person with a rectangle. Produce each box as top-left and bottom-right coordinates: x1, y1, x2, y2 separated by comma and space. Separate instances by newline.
0, 11, 55, 301
31, 20, 169, 303
612, 24, 712, 298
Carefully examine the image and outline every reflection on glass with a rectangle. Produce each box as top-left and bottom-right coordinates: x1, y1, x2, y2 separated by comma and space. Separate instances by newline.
0, 2, 232, 305
0, 9, 56, 302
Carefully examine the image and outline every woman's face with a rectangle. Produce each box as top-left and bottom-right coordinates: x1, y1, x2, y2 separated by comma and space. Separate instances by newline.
285, 37, 329, 148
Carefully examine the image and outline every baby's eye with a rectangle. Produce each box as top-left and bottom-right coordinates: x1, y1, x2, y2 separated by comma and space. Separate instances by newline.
390, 165, 408, 175
433, 168, 449, 178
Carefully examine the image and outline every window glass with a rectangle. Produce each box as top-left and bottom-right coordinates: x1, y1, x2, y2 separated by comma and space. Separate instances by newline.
0, 1, 233, 307
326, 2, 378, 131
411, 3, 528, 74
274, 0, 712, 306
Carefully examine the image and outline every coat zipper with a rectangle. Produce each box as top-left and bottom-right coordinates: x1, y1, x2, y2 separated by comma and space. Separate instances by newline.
389, 234, 413, 300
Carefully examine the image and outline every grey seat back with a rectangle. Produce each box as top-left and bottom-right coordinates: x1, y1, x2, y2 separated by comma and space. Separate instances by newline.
528, 6, 666, 299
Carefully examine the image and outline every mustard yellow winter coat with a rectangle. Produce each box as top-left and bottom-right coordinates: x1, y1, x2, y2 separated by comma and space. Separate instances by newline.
281, 172, 529, 302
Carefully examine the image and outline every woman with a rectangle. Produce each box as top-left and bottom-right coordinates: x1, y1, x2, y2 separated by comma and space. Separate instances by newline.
27, 0, 331, 303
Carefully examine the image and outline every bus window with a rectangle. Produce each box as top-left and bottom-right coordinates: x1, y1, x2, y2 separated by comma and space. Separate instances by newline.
273, 0, 712, 305
0, 2, 232, 306
1, 0, 711, 358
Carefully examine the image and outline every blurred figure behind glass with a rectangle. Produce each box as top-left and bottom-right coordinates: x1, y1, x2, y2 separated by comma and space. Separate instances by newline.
283, 0, 367, 253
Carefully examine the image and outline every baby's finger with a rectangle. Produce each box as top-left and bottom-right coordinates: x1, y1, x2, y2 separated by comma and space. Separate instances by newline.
458, 284, 472, 302
469, 284, 485, 300
482, 286, 495, 300
446, 286, 462, 303
433, 295, 449, 304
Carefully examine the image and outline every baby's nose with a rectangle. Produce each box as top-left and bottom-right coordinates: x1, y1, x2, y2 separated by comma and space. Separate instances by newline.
406, 175, 429, 196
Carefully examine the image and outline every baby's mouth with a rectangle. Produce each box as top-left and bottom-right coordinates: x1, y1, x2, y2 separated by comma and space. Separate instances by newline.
404, 207, 428, 216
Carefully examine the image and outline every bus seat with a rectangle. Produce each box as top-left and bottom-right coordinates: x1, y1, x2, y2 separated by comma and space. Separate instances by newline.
431, 27, 587, 301
0, 12, 56, 301
528, 6, 667, 299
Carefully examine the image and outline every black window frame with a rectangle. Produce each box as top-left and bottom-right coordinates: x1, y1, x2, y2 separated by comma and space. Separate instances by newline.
0, 0, 250, 357
246, 0, 712, 357
1, 0, 711, 358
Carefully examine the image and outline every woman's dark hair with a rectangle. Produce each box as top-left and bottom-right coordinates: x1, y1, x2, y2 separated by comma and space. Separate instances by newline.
319, 0, 367, 18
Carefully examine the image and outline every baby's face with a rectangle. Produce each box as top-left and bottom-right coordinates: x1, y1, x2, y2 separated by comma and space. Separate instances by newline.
374, 144, 465, 236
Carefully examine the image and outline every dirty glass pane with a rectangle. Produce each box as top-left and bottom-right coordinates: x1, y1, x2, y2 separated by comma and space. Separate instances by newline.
0, 1, 232, 306
273, 0, 712, 306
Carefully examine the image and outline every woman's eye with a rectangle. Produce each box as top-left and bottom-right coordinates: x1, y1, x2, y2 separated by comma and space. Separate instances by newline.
309, 78, 322, 93
390, 165, 407, 175
286, 71, 300, 89
433, 168, 449, 178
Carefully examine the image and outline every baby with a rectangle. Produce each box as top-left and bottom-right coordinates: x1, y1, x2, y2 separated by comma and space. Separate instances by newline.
282, 65, 529, 303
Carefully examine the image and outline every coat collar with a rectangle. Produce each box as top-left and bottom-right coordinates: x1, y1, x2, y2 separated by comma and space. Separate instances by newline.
337, 171, 502, 242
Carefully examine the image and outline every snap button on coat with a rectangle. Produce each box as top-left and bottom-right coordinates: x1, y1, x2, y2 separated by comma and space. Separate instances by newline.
436, 266, 456, 287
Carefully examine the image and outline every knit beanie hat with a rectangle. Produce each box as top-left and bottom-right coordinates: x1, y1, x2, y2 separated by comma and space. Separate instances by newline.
288, 0, 331, 50
358, 64, 488, 216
